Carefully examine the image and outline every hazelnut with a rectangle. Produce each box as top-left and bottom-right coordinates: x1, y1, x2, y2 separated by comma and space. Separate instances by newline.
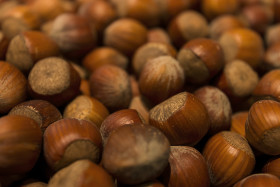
48, 13, 97, 59
44, 118, 102, 171
139, 56, 184, 104
216, 60, 259, 99
177, 38, 224, 84
129, 96, 150, 124
209, 14, 246, 40
253, 69, 280, 101
6, 31, 60, 73
0, 61, 27, 114
262, 42, 280, 71
78, 0, 117, 34
102, 124, 170, 185
28, 57, 81, 107
48, 160, 114, 187
265, 24, 280, 47
149, 92, 210, 146
201, 0, 240, 20
233, 173, 280, 187
82, 47, 128, 73
147, 28, 171, 44
100, 109, 145, 144
194, 86, 232, 135
132, 42, 177, 77
104, 18, 148, 57
9, 99, 62, 132
218, 28, 264, 69
63, 95, 109, 128
0, 115, 42, 175
161, 146, 210, 187
230, 111, 249, 137
79, 79, 91, 96
89, 64, 132, 111
203, 131, 255, 187
263, 157, 280, 178
168, 10, 209, 47
246, 99, 280, 155
111, 0, 161, 27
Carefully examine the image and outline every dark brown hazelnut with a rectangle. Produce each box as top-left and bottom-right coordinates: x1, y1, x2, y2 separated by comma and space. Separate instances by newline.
28, 57, 81, 107
194, 86, 232, 135
44, 118, 102, 171
149, 92, 210, 146
63, 95, 109, 128
209, 14, 246, 40
239, 4, 273, 34
82, 47, 128, 73
6, 31, 60, 73
100, 109, 145, 144
48, 13, 97, 59
0, 115, 42, 175
104, 18, 148, 57
102, 124, 170, 185
9, 99, 62, 132
168, 10, 209, 47
161, 146, 210, 187
0, 61, 27, 114
139, 56, 184, 104
203, 131, 255, 187
218, 28, 264, 69
89, 64, 132, 111
48, 160, 115, 187
177, 38, 224, 84
132, 42, 177, 77
78, 0, 117, 33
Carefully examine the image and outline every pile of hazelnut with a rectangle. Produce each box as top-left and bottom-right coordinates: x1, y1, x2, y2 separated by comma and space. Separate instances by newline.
1, 0, 280, 186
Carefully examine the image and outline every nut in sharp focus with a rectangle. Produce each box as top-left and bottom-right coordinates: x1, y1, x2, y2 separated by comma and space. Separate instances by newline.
149, 92, 210, 145
102, 124, 170, 185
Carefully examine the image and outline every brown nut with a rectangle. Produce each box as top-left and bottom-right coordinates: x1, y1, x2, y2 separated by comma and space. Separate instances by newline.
110, 0, 161, 27
89, 64, 132, 111
100, 109, 145, 144
63, 95, 109, 128
263, 157, 280, 178
194, 86, 232, 135
263, 42, 280, 71
6, 31, 60, 73
149, 92, 210, 146
129, 96, 150, 124
48, 160, 114, 187
147, 28, 171, 44
209, 14, 246, 40
201, 0, 240, 20
78, 0, 117, 33
28, 57, 81, 107
48, 13, 97, 59
265, 24, 280, 47
102, 124, 170, 185
9, 99, 62, 132
246, 99, 280, 155
44, 118, 102, 171
230, 111, 248, 137
233, 173, 280, 187
104, 18, 148, 57
132, 42, 177, 77
0, 61, 27, 114
161, 146, 210, 187
177, 38, 224, 84
139, 56, 184, 105
0, 31, 10, 60
168, 10, 209, 48
218, 28, 264, 69
0, 115, 42, 175
203, 131, 255, 187
82, 47, 128, 73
